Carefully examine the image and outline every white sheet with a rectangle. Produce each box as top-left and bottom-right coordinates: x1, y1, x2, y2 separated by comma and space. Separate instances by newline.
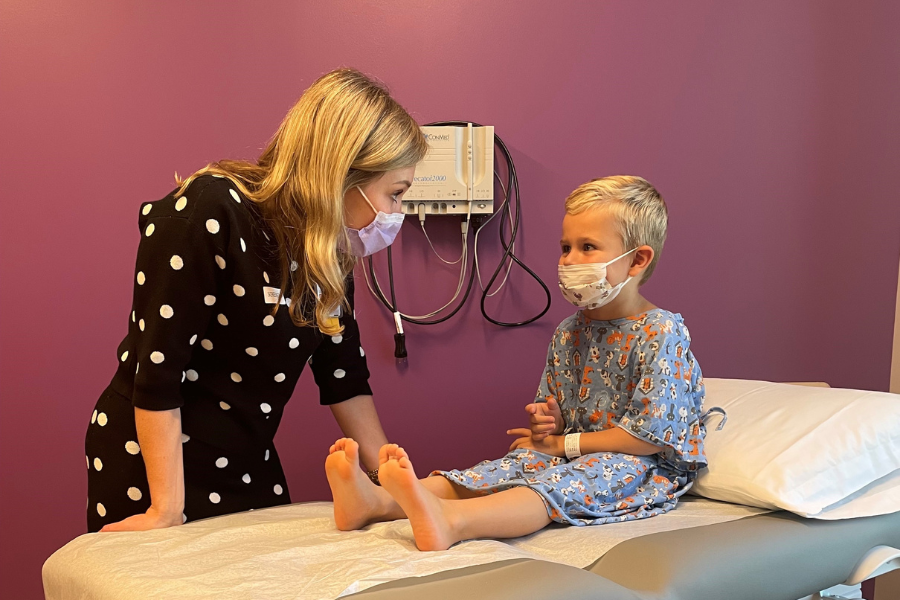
43, 498, 767, 600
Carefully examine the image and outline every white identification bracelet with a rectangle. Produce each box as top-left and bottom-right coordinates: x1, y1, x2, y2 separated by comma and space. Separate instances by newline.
564, 433, 582, 460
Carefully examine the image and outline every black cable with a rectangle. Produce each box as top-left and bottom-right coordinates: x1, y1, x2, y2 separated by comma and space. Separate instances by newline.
366, 121, 551, 327
387, 245, 398, 310
481, 131, 550, 325
368, 248, 478, 326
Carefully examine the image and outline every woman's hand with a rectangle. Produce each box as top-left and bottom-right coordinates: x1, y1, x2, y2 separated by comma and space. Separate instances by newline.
525, 399, 564, 441
507, 428, 565, 457
99, 506, 183, 532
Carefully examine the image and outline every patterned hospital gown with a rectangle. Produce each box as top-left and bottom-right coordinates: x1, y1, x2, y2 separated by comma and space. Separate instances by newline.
434, 309, 709, 526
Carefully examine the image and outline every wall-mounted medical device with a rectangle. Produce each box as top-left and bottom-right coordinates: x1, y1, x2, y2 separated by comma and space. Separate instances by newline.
362, 121, 551, 363
401, 125, 494, 217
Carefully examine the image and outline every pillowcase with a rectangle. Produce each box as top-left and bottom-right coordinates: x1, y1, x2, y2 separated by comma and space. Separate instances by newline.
690, 378, 900, 518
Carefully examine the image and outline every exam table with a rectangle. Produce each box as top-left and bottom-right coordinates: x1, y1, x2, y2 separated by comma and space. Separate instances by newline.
43, 500, 900, 600
348, 508, 900, 600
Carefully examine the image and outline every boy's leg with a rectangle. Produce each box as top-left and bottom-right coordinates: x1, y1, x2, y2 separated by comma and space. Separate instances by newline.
379, 445, 552, 551
325, 439, 479, 531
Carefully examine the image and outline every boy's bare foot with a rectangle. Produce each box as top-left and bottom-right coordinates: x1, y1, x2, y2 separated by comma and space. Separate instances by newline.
325, 438, 389, 531
378, 444, 458, 551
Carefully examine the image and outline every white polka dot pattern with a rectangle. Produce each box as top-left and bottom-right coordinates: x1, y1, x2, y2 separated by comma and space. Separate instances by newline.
101, 178, 376, 522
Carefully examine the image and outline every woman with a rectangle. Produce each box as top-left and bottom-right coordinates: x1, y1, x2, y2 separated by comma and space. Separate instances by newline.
85, 68, 428, 532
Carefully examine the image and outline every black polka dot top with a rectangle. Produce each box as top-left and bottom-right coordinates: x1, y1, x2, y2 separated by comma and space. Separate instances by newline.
106, 174, 372, 447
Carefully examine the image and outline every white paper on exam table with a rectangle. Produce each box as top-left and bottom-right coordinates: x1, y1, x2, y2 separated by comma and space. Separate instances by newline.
43, 498, 768, 600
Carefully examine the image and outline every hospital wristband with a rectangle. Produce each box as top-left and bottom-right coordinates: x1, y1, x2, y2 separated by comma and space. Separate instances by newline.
564, 433, 582, 460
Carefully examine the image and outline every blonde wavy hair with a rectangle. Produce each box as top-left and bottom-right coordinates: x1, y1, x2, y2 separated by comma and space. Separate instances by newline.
175, 68, 428, 334
565, 176, 668, 284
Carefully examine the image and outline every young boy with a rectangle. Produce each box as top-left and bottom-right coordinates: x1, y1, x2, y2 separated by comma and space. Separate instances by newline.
325, 176, 710, 551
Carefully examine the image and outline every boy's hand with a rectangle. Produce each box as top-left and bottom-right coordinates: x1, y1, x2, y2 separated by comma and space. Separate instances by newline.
507, 428, 565, 457
525, 398, 563, 441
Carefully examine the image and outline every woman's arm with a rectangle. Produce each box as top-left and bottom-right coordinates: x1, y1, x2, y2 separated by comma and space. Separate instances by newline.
329, 395, 388, 471
100, 407, 185, 532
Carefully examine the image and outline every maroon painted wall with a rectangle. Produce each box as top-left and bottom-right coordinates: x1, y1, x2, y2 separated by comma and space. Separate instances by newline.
2, 2, 899, 598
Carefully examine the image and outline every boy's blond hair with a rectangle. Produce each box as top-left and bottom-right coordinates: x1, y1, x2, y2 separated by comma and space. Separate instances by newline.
565, 176, 667, 284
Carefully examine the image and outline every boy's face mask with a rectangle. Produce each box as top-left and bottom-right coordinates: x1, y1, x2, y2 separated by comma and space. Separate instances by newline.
345, 186, 405, 257
557, 248, 637, 309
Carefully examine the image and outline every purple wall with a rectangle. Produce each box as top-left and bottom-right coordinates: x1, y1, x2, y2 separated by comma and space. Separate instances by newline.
2, 2, 899, 598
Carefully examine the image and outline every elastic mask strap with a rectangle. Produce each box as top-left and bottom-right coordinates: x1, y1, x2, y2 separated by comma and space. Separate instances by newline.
356, 186, 378, 216
607, 247, 638, 267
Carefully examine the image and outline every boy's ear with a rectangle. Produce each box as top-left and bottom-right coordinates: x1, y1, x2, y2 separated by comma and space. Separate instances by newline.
628, 245, 655, 278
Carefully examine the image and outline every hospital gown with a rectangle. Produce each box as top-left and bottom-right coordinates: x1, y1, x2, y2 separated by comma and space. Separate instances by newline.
434, 309, 708, 526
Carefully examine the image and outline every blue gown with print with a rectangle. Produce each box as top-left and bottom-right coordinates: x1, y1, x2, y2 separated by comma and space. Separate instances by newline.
434, 309, 709, 526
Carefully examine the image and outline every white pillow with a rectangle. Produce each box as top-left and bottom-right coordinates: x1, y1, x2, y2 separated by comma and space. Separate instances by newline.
691, 378, 900, 518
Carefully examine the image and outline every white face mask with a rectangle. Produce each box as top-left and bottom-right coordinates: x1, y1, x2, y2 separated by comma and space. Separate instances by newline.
557, 248, 637, 309
345, 186, 405, 257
